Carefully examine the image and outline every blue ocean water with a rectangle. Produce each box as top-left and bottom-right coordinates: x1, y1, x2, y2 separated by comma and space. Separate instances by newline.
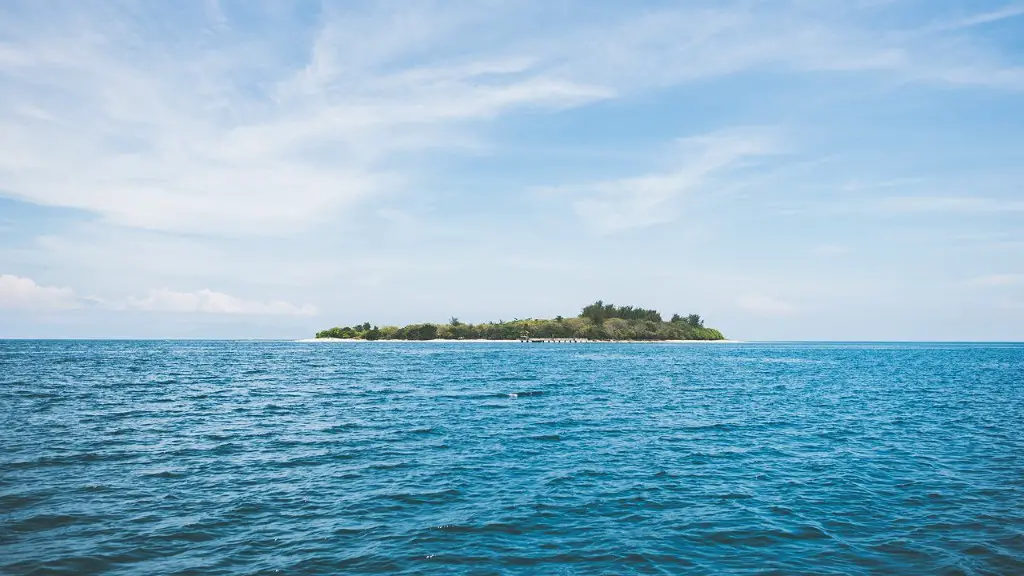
1, 341, 1022, 575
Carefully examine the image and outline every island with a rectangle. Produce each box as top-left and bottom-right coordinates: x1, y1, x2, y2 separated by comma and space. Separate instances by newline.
314, 301, 725, 341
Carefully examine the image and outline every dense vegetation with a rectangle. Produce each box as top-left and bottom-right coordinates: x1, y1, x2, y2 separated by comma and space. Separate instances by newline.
315, 301, 725, 341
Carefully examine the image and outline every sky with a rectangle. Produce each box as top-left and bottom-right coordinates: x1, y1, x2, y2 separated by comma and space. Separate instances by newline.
1, 0, 1023, 340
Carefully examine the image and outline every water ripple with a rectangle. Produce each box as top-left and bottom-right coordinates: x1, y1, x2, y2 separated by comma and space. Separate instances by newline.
1, 341, 1023, 574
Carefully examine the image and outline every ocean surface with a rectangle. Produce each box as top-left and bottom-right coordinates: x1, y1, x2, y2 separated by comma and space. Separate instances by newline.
1, 341, 1022, 575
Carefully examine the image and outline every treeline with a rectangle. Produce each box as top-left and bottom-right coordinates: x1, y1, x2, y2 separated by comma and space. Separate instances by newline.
315, 301, 724, 341
581, 301, 664, 323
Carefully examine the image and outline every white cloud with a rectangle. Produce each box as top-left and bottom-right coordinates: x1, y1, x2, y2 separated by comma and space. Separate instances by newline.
1, 3, 1022, 237
554, 2, 1024, 91
542, 131, 774, 233
737, 293, 798, 316
0, 274, 79, 310
2, 2, 1024, 341
124, 288, 317, 316
0, 273, 315, 316
922, 5, 1024, 34
0, 4, 610, 236
969, 274, 1024, 287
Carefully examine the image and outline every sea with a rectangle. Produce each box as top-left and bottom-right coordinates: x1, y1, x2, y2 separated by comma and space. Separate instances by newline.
2, 340, 1022, 575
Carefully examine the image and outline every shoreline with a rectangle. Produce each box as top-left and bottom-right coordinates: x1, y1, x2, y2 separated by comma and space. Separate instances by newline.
296, 338, 744, 344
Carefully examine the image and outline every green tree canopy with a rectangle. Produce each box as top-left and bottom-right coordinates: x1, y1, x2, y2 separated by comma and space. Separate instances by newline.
317, 302, 723, 341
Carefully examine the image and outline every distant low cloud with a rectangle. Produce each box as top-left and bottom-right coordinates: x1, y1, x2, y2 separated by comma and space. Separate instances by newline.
0, 274, 79, 310
125, 288, 318, 316
0, 275, 316, 317
737, 293, 797, 316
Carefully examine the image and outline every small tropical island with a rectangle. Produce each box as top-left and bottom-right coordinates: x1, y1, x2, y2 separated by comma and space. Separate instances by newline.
315, 301, 725, 341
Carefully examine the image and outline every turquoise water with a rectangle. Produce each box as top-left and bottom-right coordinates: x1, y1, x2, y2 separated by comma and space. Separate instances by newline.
2, 341, 1023, 575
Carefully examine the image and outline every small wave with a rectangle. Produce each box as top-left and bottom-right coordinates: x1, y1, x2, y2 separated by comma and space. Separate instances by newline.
210, 442, 243, 455
507, 391, 544, 399
730, 357, 823, 364
324, 423, 361, 433
715, 491, 754, 500
385, 488, 462, 506
139, 469, 186, 479
147, 528, 220, 543
368, 461, 411, 471
7, 513, 104, 533
433, 522, 523, 535
0, 492, 51, 510
332, 524, 381, 536
4, 340, 1022, 575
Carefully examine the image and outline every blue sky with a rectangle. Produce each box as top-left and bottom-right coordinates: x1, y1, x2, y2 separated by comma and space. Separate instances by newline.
1, 0, 1023, 340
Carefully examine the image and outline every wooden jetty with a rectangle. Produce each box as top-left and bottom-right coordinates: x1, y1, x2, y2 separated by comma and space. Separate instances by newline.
520, 337, 590, 343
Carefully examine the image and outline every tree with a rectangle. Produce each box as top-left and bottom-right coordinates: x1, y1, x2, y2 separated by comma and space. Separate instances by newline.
315, 302, 723, 341
408, 323, 439, 340
581, 300, 607, 323
604, 318, 630, 340
581, 300, 662, 323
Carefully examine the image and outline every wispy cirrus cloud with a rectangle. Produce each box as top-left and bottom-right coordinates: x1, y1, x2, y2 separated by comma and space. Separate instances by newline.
1, 2, 1023, 238
2, 2, 1024, 340
0, 3, 610, 236
921, 4, 1024, 34
968, 274, 1024, 287
539, 131, 776, 233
